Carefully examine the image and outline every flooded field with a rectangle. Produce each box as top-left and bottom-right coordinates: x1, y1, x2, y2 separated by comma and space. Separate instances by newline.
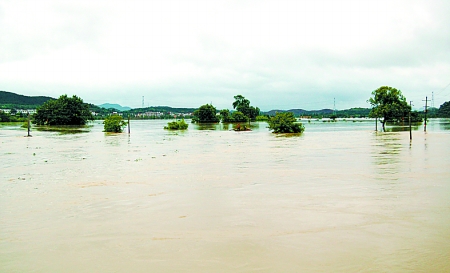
1, 119, 450, 272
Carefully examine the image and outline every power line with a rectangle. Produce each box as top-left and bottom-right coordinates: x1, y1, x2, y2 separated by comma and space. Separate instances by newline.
434, 82, 450, 96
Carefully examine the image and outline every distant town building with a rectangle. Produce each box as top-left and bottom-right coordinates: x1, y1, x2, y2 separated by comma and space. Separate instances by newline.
0, 109, 36, 115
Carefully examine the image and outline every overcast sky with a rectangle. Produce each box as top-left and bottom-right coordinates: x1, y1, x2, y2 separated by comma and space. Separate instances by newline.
1, 0, 449, 110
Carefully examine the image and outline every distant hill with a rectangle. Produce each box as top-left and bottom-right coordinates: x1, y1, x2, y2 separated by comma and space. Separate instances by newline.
127, 106, 197, 114
0, 90, 54, 109
1, 90, 371, 117
98, 103, 132, 111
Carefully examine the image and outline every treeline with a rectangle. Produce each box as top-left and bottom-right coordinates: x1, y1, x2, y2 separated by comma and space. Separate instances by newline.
0, 111, 28, 122
1, 90, 449, 120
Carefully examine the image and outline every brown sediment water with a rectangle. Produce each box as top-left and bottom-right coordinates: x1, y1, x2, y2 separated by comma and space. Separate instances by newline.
1, 119, 449, 272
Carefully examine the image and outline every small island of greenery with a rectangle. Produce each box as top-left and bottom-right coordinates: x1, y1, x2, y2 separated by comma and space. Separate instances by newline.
268, 112, 305, 133
103, 115, 127, 133
164, 119, 189, 130
33, 95, 94, 126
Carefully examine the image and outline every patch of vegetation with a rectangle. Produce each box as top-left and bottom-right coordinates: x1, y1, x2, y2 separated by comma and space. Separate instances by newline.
34, 95, 94, 125
268, 112, 305, 133
438, 101, 450, 118
231, 95, 260, 121
192, 104, 220, 123
0, 110, 27, 122
164, 119, 189, 130
255, 115, 269, 121
233, 123, 251, 131
368, 86, 411, 132
103, 115, 127, 133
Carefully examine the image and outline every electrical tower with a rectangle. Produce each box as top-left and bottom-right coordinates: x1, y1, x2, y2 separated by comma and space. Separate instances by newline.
142, 96, 144, 108
432, 91, 435, 108
333, 98, 336, 115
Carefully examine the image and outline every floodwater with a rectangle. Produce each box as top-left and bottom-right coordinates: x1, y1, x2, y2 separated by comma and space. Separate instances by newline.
1, 119, 449, 273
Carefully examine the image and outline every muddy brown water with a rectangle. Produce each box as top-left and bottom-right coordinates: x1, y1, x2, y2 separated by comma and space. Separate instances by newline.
1, 119, 450, 272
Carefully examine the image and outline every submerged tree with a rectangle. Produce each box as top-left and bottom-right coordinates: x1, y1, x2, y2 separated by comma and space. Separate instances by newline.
368, 86, 410, 131
438, 101, 450, 118
268, 112, 305, 133
192, 104, 220, 123
34, 95, 94, 126
164, 119, 189, 130
220, 109, 233, 123
103, 115, 127, 133
232, 95, 260, 121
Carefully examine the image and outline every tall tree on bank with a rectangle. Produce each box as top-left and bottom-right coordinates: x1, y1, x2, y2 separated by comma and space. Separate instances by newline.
232, 95, 260, 121
368, 86, 410, 132
34, 95, 94, 125
192, 104, 220, 123
438, 101, 450, 118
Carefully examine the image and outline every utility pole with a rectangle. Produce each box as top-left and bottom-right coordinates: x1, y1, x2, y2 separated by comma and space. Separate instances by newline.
423, 96, 430, 132
409, 101, 412, 141
26, 112, 32, 137
127, 114, 130, 134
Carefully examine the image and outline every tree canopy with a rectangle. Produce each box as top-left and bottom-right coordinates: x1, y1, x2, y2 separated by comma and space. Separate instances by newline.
164, 119, 189, 130
232, 95, 260, 121
268, 112, 305, 133
192, 104, 220, 123
33, 95, 94, 125
438, 101, 450, 118
368, 86, 410, 131
103, 115, 127, 133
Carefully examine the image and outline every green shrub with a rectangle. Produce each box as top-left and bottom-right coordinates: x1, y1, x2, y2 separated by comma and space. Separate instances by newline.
164, 119, 189, 130
231, 111, 248, 122
268, 112, 305, 133
103, 115, 127, 133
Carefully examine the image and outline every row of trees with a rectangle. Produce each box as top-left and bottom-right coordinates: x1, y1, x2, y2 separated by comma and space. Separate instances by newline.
0, 111, 28, 122
366, 86, 449, 131
8, 90, 449, 134
192, 95, 261, 123
191, 95, 304, 133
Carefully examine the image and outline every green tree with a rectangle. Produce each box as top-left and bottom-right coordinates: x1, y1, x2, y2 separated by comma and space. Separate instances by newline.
268, 112, 305, 133
33, 95, 94, 125
368, 86, 410, 131
164, 119, 189, 130
232, 95, 260, 121
0, 110, 11, 122
103, 115, 127, 133
233, 95, 250, 110
192, 104, 220, 123
231, 111, 248, 122
220, 109, 234, 123
438, 101, 450, 118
